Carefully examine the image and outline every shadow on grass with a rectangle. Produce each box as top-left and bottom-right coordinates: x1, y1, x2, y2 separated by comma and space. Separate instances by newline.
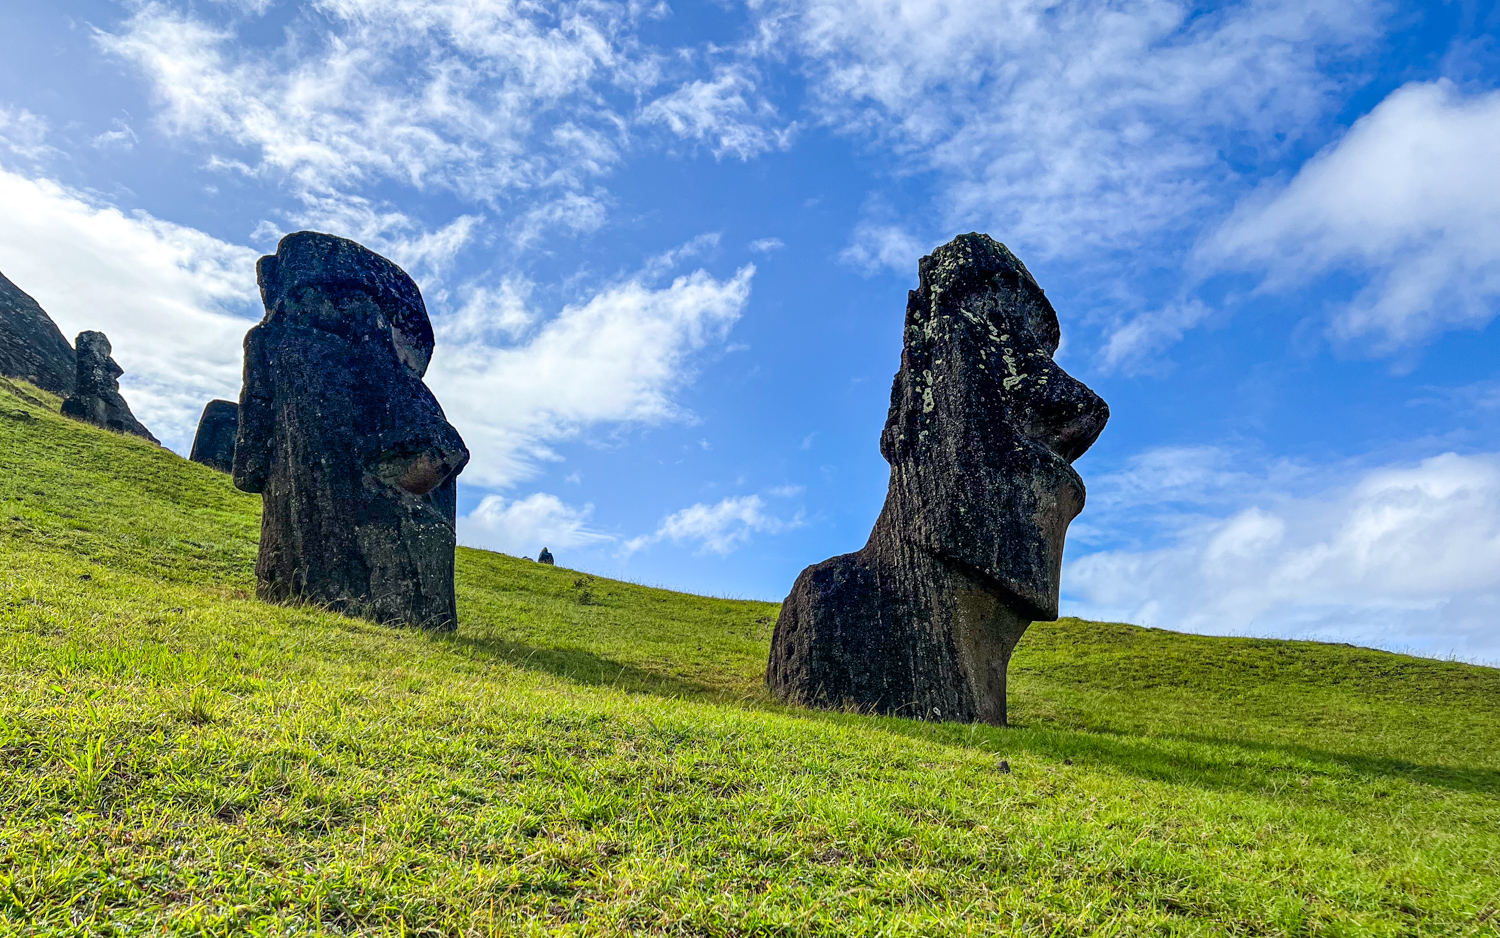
849, 711, 1500, 798
442, 630, 753, 703
433, 620, 1500, 800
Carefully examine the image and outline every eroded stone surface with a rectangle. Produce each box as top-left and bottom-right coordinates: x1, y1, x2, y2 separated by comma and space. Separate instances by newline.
60, 331, 158, 443
538, 548, 554, 565
189, 399, 239, 472
233, 231, 469, 630
766, 233, 1109, 725
0, 269, 75, 396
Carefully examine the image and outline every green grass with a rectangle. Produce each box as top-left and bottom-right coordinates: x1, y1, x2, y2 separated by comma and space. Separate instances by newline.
1, 375, 1498, 936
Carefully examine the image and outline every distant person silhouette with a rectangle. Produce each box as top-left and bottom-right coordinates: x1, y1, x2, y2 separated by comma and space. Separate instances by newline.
538, 547, 554, 565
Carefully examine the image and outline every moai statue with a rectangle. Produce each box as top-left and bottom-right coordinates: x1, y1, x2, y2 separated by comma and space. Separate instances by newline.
60, 330, 159, 443
767, 234, 1108, 725
538, 547, 554, 565
189, 399, 239, 472
233, 231, 470, 630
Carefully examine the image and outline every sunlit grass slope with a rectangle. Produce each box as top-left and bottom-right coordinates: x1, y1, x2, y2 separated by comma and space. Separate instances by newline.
2, 375, 1498, 937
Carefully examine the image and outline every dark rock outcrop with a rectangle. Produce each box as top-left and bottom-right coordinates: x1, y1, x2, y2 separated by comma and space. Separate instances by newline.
60, 331, 159, 443
233, 231, 470, 630
538, 547, 554, 565
766, 234, 1109, 725
0, 269, 75, 396
189, 399, 239, 472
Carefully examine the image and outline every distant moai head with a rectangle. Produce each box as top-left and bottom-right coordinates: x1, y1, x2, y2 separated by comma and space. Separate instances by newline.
234, 231, 469, 629
61, 329, 158, 443
189, 399, 239, 473
73, 331, 122, 397
878, 233, 1108, 620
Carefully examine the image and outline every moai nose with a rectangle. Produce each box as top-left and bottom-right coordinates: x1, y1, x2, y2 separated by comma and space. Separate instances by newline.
1015, 361, 1110, 465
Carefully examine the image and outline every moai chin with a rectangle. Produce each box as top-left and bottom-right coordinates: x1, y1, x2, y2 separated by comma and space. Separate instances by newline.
766, 233, 1109, 725
233, 231, 470, 630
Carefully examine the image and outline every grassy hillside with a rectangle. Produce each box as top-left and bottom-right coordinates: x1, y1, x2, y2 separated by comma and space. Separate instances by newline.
2, 375, 1498, 937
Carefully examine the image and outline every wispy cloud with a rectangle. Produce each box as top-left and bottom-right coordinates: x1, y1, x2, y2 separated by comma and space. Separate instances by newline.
642, 66, 797, 159
97, 0, 651, 218
0, 106, 56, 161
762, 0, 1382, 258
624, 494, 802, 555
839, 221, 925, 275
1098, 300, 1213, 374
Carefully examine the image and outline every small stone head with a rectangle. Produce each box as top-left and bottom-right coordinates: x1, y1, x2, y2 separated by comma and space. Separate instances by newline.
74, 331, 122, 393
880, 233, 1108, 619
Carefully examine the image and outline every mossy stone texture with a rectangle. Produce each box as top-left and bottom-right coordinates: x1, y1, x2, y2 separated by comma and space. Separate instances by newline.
768, 233, 1109, 725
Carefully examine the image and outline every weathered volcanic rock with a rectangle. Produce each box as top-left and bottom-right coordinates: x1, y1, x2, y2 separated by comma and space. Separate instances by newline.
233, 231, 470, 630
0, 269, 75, 396
538, 547, 554, 565
766, 233, 1109, 726
60, 331, 159, 443
189, 399, 239, 472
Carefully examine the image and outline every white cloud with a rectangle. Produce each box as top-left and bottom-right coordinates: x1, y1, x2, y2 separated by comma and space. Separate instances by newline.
429, 260, 756, 487
641, 66, 796, 159
765, 0, 1382, 256
459, 492, 612, 556
624, 494, 800, 555
97, 0, 650, 208
1099, 299, 1212, 373
92, 120, 139, 152
1065, 451, 1500, 662
1206, 80, 1500, 351
839, 221, 925, 274
639, 232, 722, 280
446, 276, 539, 343
748, 237, 784, 253
509, 193, 609, 249
0, 106, 55, 160
0, 166, 259, 449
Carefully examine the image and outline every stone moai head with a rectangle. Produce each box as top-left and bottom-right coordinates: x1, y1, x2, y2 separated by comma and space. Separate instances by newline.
765, 233, 1109, 726
69, 331, 121, 423
189, 399, 239, 473
234, 231, 469, 629
60, 330, 159, 443
879, 233, 1108, 619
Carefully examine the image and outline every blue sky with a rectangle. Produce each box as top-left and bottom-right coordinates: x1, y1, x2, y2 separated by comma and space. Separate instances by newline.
3, 0, 1499, 661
